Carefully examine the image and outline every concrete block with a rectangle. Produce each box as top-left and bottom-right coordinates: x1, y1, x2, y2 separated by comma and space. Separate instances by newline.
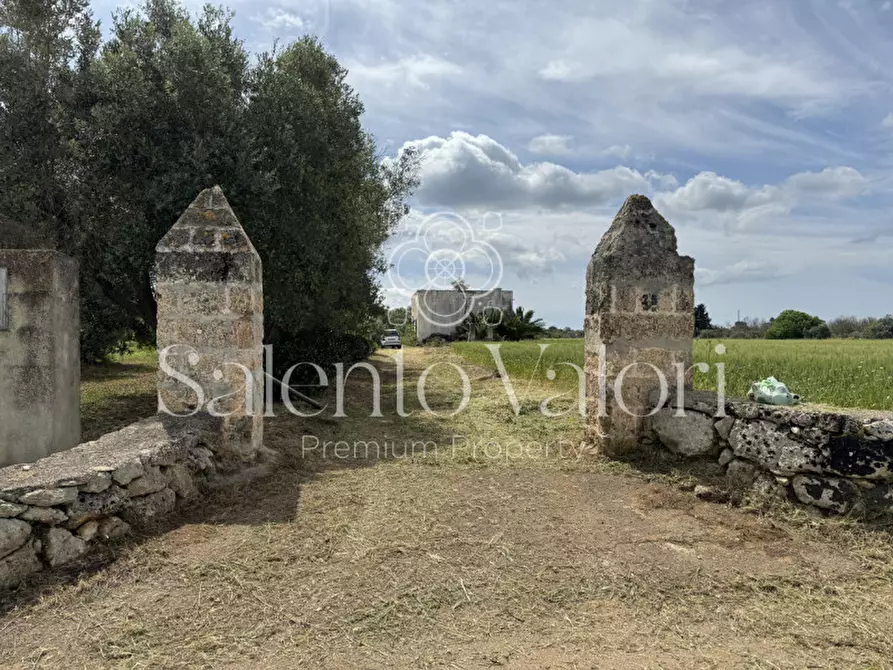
0, 251, 80, 467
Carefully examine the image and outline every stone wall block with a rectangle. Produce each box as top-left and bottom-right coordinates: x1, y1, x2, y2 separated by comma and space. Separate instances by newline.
19, 507, 67, 524
126, 466, 169, 497
792, 475, 861, 514
648, 409, 718, 457
44, 527, 87, 567
19, 488, 77, 507
0, 540, 41, 589
123, 489, 176, 524
0, 519, 31, 559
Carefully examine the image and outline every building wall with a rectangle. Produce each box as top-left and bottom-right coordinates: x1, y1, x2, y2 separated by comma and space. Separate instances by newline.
0, 251, 80, 467
412, 289, 514, 343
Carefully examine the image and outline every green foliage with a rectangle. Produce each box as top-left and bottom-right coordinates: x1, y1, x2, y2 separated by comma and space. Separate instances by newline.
694, 303, 712, 335
765, 310, 825, 340
455, 309, 498, 342
0, 0, 418, 363
863, 316, 893, 340
828, 315, 893, 339
545, 326, 584, 338
805, 323, 831, 340
496, 306, 546, 341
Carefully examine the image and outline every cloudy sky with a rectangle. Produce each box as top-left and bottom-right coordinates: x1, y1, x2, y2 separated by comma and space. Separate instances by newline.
95, 0, 893, 327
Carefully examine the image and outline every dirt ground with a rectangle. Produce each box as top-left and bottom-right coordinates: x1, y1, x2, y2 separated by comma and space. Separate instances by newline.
3, 347, 893, 669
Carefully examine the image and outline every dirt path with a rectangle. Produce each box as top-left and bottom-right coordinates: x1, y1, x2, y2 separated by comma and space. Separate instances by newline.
3, 347, 893, 668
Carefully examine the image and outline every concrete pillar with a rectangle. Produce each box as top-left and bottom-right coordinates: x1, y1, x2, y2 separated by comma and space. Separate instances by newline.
0, 251, 80, 466
584, 195, 694, 457
155, 186, 264, 467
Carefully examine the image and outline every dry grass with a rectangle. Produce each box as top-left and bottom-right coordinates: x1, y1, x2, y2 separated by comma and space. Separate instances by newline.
3, 347, 893, 668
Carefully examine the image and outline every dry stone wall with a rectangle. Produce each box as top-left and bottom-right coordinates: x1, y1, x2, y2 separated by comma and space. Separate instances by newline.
644, 390, 893, 515
0, 416, 222, 589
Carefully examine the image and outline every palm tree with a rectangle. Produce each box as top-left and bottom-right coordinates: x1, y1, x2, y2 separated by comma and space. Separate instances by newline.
496, 306, 546, 341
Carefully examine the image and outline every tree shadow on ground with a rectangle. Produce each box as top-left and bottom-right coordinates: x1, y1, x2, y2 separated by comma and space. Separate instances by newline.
81, 361, 156, 382
81, 393, 158, 441
612, 446, 728, 492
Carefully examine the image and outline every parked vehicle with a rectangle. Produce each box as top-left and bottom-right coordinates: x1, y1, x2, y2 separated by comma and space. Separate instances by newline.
380, 329, 402, 349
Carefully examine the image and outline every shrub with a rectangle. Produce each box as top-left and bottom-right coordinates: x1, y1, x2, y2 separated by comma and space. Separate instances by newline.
765, 310, 825, 340
805, 323, 831, 340
496, 307, 546, 341
864, 315, 893, 339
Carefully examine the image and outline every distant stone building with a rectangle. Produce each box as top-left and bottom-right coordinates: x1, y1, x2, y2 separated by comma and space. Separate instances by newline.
584, 195, 694, 457
411, 289, 513, 343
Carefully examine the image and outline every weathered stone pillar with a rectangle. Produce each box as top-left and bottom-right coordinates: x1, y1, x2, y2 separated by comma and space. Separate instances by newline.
0, 251, 80, 466
155, 186, 264, 467
584, 195, 694, 457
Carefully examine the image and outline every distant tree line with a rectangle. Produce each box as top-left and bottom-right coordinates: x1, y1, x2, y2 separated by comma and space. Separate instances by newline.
546, 326, 584, 339
0, 0, 419, 367
695, 304, 893, 340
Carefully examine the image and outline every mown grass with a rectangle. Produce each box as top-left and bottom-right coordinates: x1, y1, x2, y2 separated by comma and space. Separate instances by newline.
453, 338, 893, 411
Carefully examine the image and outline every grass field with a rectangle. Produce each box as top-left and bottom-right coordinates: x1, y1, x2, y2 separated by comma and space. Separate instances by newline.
453, 338, 893, 411
8, 348, 893, 667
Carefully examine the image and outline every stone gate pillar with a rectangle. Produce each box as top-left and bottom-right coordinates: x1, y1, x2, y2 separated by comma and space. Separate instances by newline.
584, 195, 694, 457
155, 186, 264, 467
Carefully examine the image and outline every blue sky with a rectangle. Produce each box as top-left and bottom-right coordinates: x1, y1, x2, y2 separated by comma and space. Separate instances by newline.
93, 0, 893, 328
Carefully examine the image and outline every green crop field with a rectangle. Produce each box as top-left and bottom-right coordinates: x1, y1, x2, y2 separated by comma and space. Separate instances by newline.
453, 338, 893, 411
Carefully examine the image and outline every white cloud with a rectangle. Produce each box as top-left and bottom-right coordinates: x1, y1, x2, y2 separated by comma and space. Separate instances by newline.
656, 166, 869, 221
539, 59, 584, 82
347, 55, 461, 89
528, 134, 573, 155
601, 144, 633, 160
783, 166, 868, 199
696, 260, 791, 287
258, 9, 305, 30
882, 113, 893, 129
398, 132, 655, 209
645, 170, 678, 191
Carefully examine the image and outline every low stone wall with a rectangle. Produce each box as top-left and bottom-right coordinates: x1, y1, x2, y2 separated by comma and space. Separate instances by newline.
644, 390, 893, 515
0, 416, 223, 590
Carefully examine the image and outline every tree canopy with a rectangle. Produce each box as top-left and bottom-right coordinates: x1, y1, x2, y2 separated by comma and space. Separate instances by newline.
0, 0, 418, 362
765, 310, 826, 340
694, 303, 712, 335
